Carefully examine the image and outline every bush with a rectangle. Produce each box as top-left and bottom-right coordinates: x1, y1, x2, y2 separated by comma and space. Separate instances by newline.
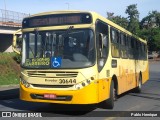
13, 54, 21, 64
0, 52, 20, 86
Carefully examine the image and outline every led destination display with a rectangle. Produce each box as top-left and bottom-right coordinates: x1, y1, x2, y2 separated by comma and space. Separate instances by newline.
22, 13, 92, 28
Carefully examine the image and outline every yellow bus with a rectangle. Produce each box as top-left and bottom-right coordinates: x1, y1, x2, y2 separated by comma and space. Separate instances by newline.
13, 10, 149, 109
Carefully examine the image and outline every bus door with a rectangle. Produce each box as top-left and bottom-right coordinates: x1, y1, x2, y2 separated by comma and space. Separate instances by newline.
96, 20, 109, 101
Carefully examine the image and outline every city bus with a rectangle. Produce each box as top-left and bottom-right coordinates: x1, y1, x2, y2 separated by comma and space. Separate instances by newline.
13, 10, 149, 109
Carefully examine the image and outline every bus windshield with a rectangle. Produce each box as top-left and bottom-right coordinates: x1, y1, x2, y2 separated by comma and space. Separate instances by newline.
22, 29, 95, 69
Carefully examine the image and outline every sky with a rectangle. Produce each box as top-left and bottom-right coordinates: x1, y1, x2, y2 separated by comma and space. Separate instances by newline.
0, 0, 160, 20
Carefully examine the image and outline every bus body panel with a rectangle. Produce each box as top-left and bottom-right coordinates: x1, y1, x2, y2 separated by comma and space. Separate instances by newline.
98, 78, 111, 102
20, 81, 99, 104
141, 61, 149, 84
110, 59, 149, 95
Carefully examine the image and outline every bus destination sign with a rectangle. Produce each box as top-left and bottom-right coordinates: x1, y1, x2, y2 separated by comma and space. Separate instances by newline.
22, 13, 92, 28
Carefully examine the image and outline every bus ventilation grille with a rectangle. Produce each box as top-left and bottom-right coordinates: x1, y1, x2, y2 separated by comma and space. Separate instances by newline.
32, 84, 74, 88
26, 71, 78, 78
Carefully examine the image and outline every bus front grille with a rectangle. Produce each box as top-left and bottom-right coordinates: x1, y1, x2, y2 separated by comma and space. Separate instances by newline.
32, 84, 74, 88
26, 71, 78, 78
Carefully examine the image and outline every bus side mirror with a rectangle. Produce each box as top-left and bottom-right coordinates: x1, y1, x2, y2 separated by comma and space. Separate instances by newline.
12, 29, 22, 54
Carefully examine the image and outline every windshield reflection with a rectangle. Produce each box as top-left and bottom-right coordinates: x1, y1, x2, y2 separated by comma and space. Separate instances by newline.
22, 29, 95, 68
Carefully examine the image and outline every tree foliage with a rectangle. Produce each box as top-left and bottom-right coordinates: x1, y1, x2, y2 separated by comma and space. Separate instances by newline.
107, 12, 128, 29
140, 11, 160, 29
139, 28, 160, 51
107, 4, 160, 51
140, 11, 160, 51
125, 4, 140, 35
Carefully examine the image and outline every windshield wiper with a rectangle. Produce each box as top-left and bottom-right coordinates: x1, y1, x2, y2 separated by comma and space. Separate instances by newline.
29, 46, 35, 58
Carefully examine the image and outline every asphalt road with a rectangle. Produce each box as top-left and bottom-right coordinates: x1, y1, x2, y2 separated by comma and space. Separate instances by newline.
0, 61, 160, 120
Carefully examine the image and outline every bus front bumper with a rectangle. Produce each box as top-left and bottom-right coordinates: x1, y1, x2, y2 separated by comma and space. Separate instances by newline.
20, 82, 99, 104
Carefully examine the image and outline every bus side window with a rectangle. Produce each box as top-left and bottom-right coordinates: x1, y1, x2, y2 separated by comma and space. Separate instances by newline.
127, 36, 133, 59
142, 43, 147, 60
131, 37, 135, 49
111, 28, 120, 58
111, 29, 119, 43
120, 32, 127, 59
139, 42, 143, 60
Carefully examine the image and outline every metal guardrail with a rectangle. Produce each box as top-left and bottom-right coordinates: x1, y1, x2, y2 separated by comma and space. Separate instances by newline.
0, 9, 29, 27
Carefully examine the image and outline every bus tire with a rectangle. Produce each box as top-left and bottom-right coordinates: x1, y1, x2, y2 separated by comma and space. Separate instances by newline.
101, 80, 114, 109
134, 74, 142, 93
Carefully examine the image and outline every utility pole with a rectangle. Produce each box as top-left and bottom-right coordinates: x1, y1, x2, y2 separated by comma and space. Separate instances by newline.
4, 0, 7, 22
65, 3, 70, 10
4, 0, 6, 10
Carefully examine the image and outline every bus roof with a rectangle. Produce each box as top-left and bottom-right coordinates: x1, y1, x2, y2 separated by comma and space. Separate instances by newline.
90, 12, 146, 43
26, 10, 146, 43
28, 10, 91, 17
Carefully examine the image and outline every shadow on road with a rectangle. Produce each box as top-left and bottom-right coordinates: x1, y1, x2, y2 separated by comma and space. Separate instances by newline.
34, 103, 97, 116
0, 88, 19, 100
0, 97, 97, 116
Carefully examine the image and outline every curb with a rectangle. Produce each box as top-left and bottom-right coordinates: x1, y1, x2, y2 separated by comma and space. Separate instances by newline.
0, 85, 19, 100
149, 60, 160, 63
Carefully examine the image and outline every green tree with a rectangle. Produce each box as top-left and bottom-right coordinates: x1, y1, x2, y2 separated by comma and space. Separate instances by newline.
125, 4, 140, 34
152, 28, 160, 50
140, 11, 160, 29
106, 4, 160, 52
139, 28, 160, 51
107, 12, 128, 29
140, 11, 160, 51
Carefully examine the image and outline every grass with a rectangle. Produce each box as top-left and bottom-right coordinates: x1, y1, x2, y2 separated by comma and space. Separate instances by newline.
0, 53, 20, 86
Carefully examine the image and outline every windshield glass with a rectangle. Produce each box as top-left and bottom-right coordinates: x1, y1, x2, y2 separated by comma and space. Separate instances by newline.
22, 29, 95, 69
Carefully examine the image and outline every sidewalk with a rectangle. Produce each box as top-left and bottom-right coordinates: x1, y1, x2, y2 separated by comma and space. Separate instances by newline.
0, 85, 19, 100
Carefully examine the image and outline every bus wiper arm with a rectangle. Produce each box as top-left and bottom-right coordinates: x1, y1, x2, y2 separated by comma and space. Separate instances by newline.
29, 46, 35, 58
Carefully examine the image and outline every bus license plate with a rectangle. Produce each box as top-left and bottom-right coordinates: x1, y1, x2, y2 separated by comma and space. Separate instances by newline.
44, 94, 56, 99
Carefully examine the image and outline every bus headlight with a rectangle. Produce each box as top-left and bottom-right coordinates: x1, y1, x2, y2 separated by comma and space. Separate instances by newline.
20, 78, 30, 88
74, 78, 94, 90
74, 75, 96, 90
86, 79, 91, 84
75, 84, 81, 90
20, 78, 26, 85
81, 82, 86, 87
25, 83, 30, 88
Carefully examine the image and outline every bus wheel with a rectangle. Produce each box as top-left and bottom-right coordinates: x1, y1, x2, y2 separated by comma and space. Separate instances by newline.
134, 74, 142, 93
101, 80, 114, 109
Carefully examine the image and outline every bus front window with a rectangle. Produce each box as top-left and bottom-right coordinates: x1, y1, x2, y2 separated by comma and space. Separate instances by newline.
22, 29, 95, 69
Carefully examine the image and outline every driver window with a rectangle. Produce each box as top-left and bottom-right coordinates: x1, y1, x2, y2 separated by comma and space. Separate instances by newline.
96, 21, 108, 59
96, 20, 109, 72
102, 34, 108, 58
98, 33, 108, 58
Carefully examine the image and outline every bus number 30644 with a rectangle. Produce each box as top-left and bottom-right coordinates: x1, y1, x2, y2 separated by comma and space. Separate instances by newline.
59, 79, 76, 84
